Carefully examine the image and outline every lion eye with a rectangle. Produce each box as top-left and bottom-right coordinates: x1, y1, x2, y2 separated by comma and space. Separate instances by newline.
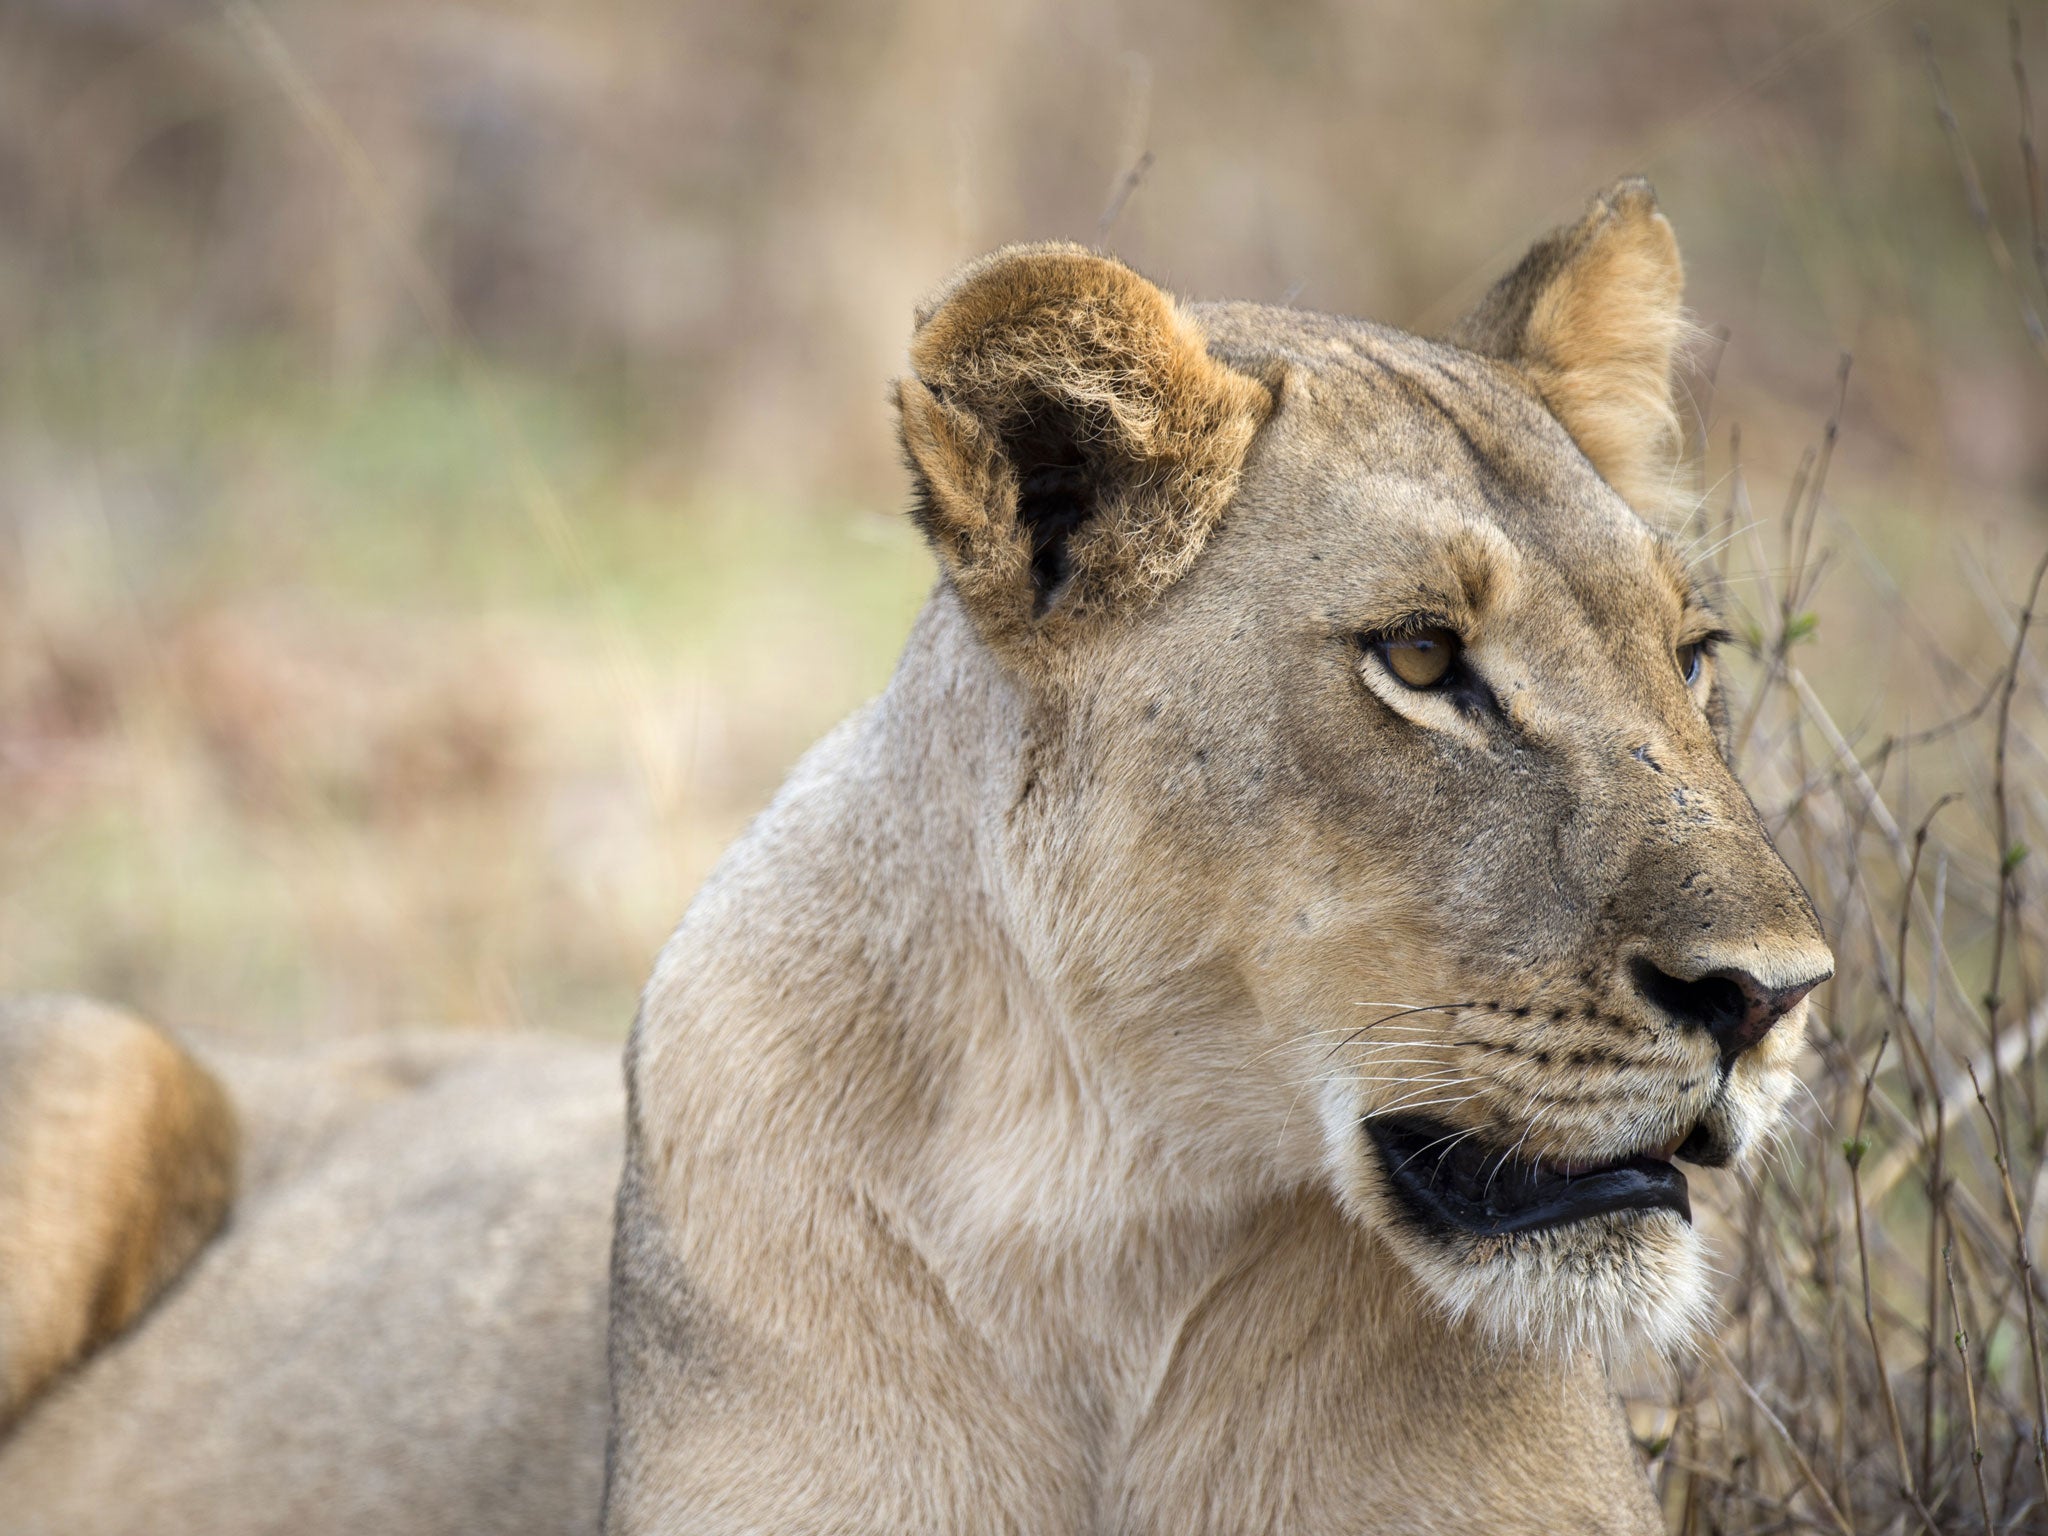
1380, 628, 1461, 690
1677, 643, 1704, 687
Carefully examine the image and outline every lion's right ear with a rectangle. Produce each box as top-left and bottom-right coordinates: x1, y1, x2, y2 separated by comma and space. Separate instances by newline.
1449, 179, 1690, 518
895, 245, 1273, 668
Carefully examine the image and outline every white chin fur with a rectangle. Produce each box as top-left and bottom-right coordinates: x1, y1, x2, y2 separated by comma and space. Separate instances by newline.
1319, 1081, 1720, 1362
1399, 1209, 1712, 1363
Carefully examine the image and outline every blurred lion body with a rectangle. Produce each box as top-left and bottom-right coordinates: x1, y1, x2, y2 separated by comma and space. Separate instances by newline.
0, 999, 616, 1536
0, 997, 237, 1430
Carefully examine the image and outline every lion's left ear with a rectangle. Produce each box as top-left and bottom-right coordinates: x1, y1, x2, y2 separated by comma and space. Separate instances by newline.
1450, 178, 1689, 516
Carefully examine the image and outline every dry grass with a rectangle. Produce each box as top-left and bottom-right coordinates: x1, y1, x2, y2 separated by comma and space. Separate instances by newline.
1624, 30, 2048, 1527
1628, 403, 2048, 1534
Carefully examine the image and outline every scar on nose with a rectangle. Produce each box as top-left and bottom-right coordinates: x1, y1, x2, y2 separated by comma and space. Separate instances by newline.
1631, 744, 1664, 773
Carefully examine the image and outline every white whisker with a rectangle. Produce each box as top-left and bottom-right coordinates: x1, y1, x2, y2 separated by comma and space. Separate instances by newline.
1370, 1089, 1483, 1120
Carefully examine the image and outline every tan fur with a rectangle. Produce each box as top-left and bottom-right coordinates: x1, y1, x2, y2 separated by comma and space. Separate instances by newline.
0, 996, 236, 1428
0, 1018, 618, 1536
1450, 179, 1693, 518
607, 180, 1832, 1532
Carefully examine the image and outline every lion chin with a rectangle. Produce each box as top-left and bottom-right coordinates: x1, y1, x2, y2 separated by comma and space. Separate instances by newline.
1394, 1208, 1713, 1363
1323, 1084, 1742, 1362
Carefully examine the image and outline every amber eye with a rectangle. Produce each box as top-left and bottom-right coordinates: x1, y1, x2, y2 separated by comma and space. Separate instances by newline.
1379, 628, 1461, 690
1677, 643, 1704, 687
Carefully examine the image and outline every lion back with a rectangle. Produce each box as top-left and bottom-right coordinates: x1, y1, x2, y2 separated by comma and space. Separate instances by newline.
0, 996, 238, 1429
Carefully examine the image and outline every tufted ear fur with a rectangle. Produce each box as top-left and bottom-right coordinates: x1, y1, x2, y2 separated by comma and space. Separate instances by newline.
1450, 178, 1690, 517
895, 244, 1274, 667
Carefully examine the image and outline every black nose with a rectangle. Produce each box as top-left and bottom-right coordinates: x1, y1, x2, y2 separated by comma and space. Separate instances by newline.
1629, 958, 1829, 1064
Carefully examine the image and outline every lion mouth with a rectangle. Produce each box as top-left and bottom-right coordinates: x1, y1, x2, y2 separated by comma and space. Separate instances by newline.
1366, 1116, 1693, 1238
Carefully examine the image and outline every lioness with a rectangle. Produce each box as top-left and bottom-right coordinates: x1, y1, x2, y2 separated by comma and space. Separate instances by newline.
0, 180, 1829, 1536
606, 180, 1831, 1534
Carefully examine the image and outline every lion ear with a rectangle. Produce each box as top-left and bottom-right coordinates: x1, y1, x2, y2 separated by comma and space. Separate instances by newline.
895, 244, 1274, 666
1450, 178, 1689, 516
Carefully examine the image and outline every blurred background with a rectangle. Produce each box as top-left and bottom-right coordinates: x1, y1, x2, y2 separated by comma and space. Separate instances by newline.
10, 2, 2048, 1527
0, 0, 2039, 1041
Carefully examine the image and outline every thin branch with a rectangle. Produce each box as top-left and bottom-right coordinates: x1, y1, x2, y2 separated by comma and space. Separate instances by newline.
1948, 1238, 2000, 1533
1970, 1061, 2048, 1508
1919, 23, 2048, 364
1097, 150, 1155, 242
2014, 7, 2048, 300
1847, 1033, 1930, 1527
1716, 1340, 1860, 1536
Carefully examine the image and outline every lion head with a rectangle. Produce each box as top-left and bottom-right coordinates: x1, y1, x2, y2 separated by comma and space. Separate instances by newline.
895, 179, 1832, 1361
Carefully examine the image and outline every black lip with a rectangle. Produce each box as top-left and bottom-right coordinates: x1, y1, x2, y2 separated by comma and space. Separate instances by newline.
1673, 1120, 1731, 1167
1366, 1116, 1692, 1239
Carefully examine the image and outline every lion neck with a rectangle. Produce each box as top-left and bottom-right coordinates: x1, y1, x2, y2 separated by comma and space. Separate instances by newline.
829, 592, 1327, 1377
634, 586, 1424, 1475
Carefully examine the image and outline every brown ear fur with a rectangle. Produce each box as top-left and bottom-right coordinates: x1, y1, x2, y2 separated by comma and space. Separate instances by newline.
1450, 178, 1690, 517
0, 997, 238, 1429
896, 244, 1273, 665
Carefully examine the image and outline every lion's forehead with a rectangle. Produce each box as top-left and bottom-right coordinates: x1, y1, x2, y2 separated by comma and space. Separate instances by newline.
1189, 305, 1691, 654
